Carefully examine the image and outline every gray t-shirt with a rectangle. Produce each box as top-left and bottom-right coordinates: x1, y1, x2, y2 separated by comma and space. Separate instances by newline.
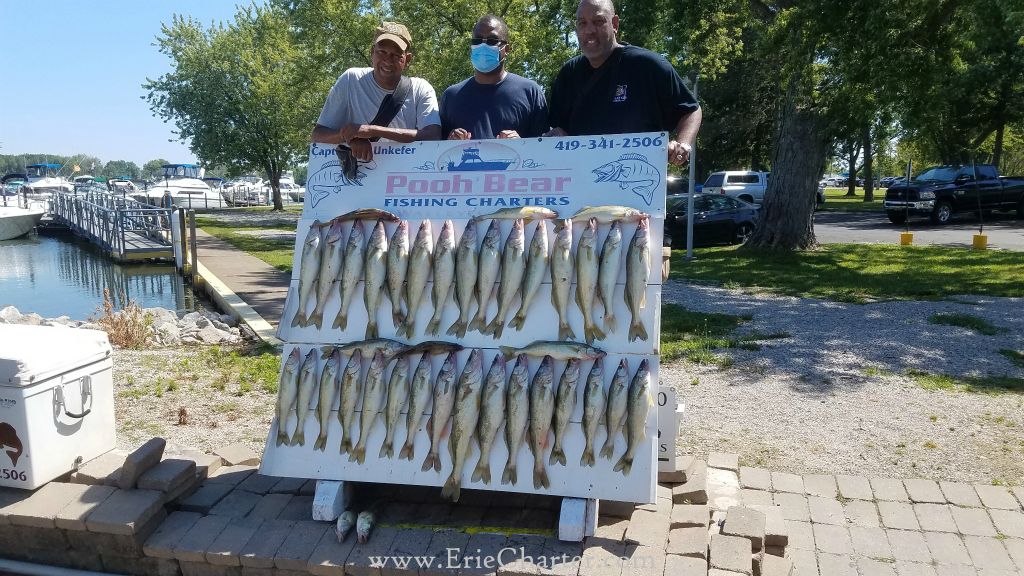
316, 68, 441, 140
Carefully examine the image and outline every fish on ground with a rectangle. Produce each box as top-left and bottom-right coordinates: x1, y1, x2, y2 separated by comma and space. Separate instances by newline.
290, 222, 322, 328
314, 348, 342, 451
333, 221, 366, 330
447, 219, 478, 338
484, 219, 525, 338
600, 358, 630, 460
499, 340, 606, 361
468, 219, 502, 334
400, 220, 433, 338
307, 220, 345, 329
613, 358, 651, 475
362, 219, 389, 339
597, 221, 623, 334
387, 221, 410, 327
398, 353, 433, 461
550, 219, 575, 340
625, 217, 651, 342
500, 354, 530, 486
580, 357, 606, 467
575, 218, 606, 344
508, 221, 549, 331
275, 348, 303, 446
528, 355, 556, 489
336, 510, 357, 542
379, 354, 410, 458
471, 354, 506, 484
351, 350, 387, 464
427, 220, 456, 336
289, 348, 319, 447
440, 349, 484, 502
355, 501, 381, 544
549, 359, 581, 466
470, 206, 559, 222
337, 350, 363, 455
421, 351, 458, 472
570, 205, 648, 224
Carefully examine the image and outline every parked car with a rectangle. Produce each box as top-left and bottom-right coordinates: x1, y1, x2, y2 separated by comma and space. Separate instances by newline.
702, 170, 767, 204
664, 193, 759, 248
666, 176, 702, 196
884, 164, 1024, 224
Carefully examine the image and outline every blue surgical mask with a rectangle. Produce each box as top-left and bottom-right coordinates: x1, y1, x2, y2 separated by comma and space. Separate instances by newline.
470, 43, 502, 73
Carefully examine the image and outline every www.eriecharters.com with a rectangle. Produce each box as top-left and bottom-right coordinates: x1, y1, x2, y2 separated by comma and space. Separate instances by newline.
366, 547, 657, 571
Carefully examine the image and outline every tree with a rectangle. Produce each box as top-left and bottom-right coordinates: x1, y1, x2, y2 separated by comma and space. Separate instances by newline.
102, 160, 141, 180
142, 159, 170, 180
145, 5, 316, 210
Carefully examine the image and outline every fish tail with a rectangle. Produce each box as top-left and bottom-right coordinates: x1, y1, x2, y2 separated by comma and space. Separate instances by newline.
471, 461, 491, 484
580, 447, 595, 467
365, 320, 378, 340
599, 438, 615, 459
603, 312, 617, 333
591, 323, 607, 342
276, 430, 289, 446
392, 309, 405, 328
468, 313, 486, 333
426, 316, 441, 336
440, 474, 461, 502
332, 312, 348, 330
349, 445, 366, 464
548, 446, 566, 467
492, 320, 505, 339
628, 320, 648, 342
307, 311, 323, 330
613, 454, 633, 475
533, 465, 550, 490
313, 433, 327, 451
508, 312, 526, 331
501, 461, 517, 485
421, 451, 437, 472
445, 319, 466, 338
398, 441, 414, 461
339, 437, 352, 455
558, 322, 575, 341
482, 315, 500, 336
289, 430, 305, 447
379, 441, 392, 459
290, 310, 305, 328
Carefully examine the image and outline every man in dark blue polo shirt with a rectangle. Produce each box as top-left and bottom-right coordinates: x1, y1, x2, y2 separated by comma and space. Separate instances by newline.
545, 0, 701, 166
439, 15, 549, 140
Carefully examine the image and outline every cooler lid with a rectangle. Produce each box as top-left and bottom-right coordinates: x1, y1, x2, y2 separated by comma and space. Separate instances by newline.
0, 325, 112, 387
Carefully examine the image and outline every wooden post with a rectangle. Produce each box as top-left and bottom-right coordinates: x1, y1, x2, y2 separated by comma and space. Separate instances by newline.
188, 209, 198, 285
177, 208, 188, 274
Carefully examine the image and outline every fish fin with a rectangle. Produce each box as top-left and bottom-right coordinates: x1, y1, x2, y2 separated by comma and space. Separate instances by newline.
548, 447, 566, 467
349, 446, 366, 464
613, 455, 633, 475
468, 314, 486, 333
580, 448, 595, 467
471, 461, 490, 484
603, 312, 617, 334
392, 309, 405, 329
276, 430, 288, 446
533, 466, 549, 490
426, 317, 440, 337
290, 310, 305, 328
628, 320, 648, 342
421, 452, 436, 472
313, 434, 327, 451
498, 346, 515, 360
365, 321, 377, 340
508, 312, 525, 331
501, 462, 517, 485
289, 431, 305, 447
599, 439, 614, 459
492, 320, 505, 339
591, 323, 607, 342
379, 441, 391, 459
440, 474, 461, 502
307, 311, 323, 330
398, 441, 414, 461
558, 322, 575, 341
332, 313, 347, 330
445, 319, 465, 338
339, 438, 352, 455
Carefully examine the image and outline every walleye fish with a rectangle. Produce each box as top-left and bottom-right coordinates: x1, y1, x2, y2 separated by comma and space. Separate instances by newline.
336, 510, 356, 542
313, 348, 342, 451
570, 205, 648, 224
575, 218, 605, 344
528, 356, 555, 489
471, 206, 559, 222
398, 353, 433, 461
508, 221, 549, 331
332, 221, 365, 330
468, 219, 502, 334
484, 219, 525, 338
379, 354, 410, 458
355, 509, 376, 544
400, 221, 433, 338
499, 340, 606, 361
550, 219, 575, 340
580, 357, 606, 467
337, 350, 363, 455
324, 208, 401, 224
275, 348, 302, 446
597, 221, 623, 333
501, 354, 530, 485
307, 220, 344, 329
387, 221, 410, 327
600, 358, 630, 459
440, 349, 484, 502
625, 218, 651, 342
397, 340, 464, 357
351, 350, 387, 464
614, 359, 651, 475
421, 351, 458, 472
289, 350, 318, 446
471, 354, 506, 484
549, 359, 581, 466
427, 220, 456, 336
447, 219, 478, 338
290, 222, 321, 328
362, 220, 389, 339
331, 339, 409, 362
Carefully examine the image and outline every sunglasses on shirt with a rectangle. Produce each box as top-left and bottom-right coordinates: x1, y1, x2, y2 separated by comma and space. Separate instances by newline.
470, 37, 508, 46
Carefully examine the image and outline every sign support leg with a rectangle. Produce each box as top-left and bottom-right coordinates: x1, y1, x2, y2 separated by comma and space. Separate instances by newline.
312, 480, 352, 521
559, 497, 597, 542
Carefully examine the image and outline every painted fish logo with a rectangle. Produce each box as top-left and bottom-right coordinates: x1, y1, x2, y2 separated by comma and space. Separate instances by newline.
0, 422, 23, 467
592, 153, 660, 206
307, 160, 371, 208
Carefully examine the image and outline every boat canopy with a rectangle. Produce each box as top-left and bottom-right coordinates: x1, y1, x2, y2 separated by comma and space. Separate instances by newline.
2, 173, 28, 183
162, 164, 202, 179
26, 163, 62, 169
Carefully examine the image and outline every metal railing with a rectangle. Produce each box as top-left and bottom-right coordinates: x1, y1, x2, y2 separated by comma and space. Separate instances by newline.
49, 190, 174, 261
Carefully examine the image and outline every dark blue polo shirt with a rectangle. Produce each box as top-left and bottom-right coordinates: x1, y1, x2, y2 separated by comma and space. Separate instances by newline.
440, 72, 549, 139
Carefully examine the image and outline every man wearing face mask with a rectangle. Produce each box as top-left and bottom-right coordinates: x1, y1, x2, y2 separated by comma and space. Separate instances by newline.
439, 15, 549, 140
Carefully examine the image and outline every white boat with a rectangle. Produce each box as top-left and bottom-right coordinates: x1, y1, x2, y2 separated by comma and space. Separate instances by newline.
0, 200, 46, 241
134, 164, 228, 208
23, 164, 72, 196
223, 175, 267, 205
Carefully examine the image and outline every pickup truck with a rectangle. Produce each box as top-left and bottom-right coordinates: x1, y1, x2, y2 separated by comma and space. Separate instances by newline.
705, 170, 826, 207
884, 164, 1024, 224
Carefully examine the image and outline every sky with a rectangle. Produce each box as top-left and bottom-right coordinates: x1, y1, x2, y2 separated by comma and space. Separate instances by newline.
0, 1, 244, 168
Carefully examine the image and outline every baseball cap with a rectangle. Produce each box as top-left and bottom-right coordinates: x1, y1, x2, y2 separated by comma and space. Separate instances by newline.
374, 22, 412, 52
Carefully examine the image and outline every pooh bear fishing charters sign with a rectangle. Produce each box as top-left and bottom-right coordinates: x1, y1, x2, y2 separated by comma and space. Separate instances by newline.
261, 133, 669, 504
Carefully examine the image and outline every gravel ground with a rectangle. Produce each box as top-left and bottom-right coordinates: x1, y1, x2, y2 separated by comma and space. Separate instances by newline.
661, 280, 1024, 484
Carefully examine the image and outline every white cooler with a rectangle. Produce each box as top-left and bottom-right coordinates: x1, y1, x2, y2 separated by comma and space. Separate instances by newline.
0, 324, 116, 489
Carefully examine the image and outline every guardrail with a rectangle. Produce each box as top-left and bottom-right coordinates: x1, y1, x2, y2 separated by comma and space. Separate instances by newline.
49, 190, 175, 261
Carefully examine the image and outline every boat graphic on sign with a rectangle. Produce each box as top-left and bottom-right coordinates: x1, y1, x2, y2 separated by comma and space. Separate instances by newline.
444, 147, 516, 172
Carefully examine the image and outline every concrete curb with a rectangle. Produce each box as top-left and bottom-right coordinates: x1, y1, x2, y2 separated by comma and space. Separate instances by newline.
194, 259, 283, 348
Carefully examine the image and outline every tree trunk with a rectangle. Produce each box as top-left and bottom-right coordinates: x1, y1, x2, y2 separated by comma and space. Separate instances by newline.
845, 141, 858, 196
993, 121, 1004, 172
862, 123, 874, 203
743, 73, 827, 251
271, 172, 283, 211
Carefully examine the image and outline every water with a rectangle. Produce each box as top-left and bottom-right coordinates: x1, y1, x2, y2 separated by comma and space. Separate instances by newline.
0, 232, 200, 320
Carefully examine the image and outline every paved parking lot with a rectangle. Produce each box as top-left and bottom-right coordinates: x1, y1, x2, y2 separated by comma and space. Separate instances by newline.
814, 211, 1024, 251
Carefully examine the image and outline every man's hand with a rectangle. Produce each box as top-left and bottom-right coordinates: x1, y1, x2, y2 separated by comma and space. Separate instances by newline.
447, 128, 472, 140
543, 127, 568, 137
340, 123, 372, 143
668, 140, 691, 166
350, 138, 373, 161
497, 130, 520, 139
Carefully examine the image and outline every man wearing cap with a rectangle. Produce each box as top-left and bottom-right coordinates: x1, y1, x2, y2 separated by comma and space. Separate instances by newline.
440, 15, 548, 140
544, 0, 701, 167
311, 22, 441, 162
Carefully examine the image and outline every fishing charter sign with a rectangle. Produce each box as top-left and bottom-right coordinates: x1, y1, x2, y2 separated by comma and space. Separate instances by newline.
260, 133, 668, 504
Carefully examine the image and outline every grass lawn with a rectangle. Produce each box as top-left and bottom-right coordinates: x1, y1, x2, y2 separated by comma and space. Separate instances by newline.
670, 244, 1024, 303
817, 187, 884, 212
196, 217, 296, 273
659, 303, 789, 367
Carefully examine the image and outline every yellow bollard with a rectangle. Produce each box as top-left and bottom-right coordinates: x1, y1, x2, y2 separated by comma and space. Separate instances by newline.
972, 234, 988, 250
900, 232, 914, 246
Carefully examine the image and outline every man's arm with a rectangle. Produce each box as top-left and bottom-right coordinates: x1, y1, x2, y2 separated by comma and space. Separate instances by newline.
668, 106, 702, 166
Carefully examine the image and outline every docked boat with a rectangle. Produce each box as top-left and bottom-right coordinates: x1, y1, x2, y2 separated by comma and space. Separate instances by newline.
0, 191, 46, 240
134, 164, 228, 208
23, 164, 72, 196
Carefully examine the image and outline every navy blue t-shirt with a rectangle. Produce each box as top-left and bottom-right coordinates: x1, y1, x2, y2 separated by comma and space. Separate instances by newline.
549, 45, 698, 136
440, 72, 549, 139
